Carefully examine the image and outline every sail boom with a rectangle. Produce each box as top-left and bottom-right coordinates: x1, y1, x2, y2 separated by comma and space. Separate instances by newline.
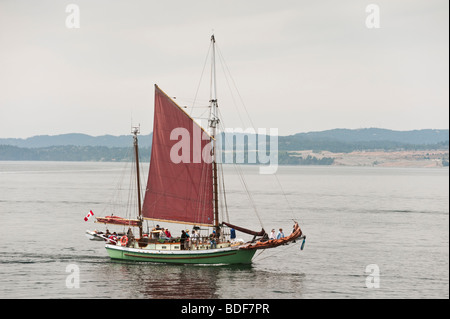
95, 216, 142, 227
222, 221, 265, 236
143, 217, 214, 228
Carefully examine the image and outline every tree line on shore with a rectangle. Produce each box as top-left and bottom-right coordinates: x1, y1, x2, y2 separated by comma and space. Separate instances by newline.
1, 141, 448, 165
1, 128, 448, 165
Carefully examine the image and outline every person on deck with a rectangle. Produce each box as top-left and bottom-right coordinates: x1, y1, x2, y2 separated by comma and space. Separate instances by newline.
180, 230, 187, 250
185, 230, 190, 250
276, 228, 285, 239
291, 223, 297, 243
191, 230, 199, 246
126, 228, 135, 247
269, 229, 276, 240
164, 228, 172, 238
210, 230, 217, 249
230, 228, 236, 240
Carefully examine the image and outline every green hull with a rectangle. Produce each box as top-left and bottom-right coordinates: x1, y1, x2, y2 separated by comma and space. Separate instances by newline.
105, 244, 256, 264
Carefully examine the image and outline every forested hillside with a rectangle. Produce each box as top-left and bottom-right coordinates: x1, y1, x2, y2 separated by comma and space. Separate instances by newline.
0, 129, 448, 165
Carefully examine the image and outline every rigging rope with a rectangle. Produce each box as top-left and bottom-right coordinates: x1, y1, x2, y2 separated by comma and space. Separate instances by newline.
187, 38, 263, 229
216, 43, 257, 131
216, 42, 301, 225
190, 41, 212, 117
217, 110, 264, 229
185, 37, 300, 231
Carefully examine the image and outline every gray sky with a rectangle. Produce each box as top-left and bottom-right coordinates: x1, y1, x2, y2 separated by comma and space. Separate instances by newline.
0, 0, 448, 138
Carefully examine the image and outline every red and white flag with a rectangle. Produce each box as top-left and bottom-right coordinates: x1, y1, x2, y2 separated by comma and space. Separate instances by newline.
84, 210, 94, 221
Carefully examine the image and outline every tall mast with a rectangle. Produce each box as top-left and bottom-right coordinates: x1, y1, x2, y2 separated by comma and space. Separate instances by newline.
132, 125, 143, 238
209, 34, 220, 232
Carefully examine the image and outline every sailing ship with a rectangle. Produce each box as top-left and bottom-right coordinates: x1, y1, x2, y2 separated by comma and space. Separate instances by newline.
90, 35, 305, 264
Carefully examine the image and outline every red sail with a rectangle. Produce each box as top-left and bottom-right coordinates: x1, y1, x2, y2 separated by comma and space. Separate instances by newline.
142, 85, 214, 226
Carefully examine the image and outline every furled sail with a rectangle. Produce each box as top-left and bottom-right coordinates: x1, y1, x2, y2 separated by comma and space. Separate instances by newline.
95, 216, 141, 227
141, 85, 214, 226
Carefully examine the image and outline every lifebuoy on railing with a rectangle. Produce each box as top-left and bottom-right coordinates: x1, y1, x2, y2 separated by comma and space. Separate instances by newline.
120, 236, 128, 246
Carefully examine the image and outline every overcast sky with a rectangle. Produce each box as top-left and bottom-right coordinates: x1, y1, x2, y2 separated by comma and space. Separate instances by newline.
0, 0, 448, 138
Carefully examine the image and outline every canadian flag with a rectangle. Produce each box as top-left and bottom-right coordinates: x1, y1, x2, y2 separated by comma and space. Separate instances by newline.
84, 210, 94, 221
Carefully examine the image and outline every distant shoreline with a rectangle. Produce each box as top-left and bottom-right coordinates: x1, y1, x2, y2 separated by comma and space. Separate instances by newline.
0, 148, 448, 168
288, 149, 449, 168
1, 128, 448, 167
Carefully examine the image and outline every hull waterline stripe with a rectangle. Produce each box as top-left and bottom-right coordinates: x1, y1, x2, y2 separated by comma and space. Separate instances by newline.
123, 252, 237, 260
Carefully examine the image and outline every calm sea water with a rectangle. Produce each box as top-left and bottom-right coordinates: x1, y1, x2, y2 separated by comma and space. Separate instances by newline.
0, 161, 448, 299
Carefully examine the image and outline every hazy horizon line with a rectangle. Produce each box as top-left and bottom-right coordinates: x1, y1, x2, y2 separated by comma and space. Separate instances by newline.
1, 127, 449, 140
